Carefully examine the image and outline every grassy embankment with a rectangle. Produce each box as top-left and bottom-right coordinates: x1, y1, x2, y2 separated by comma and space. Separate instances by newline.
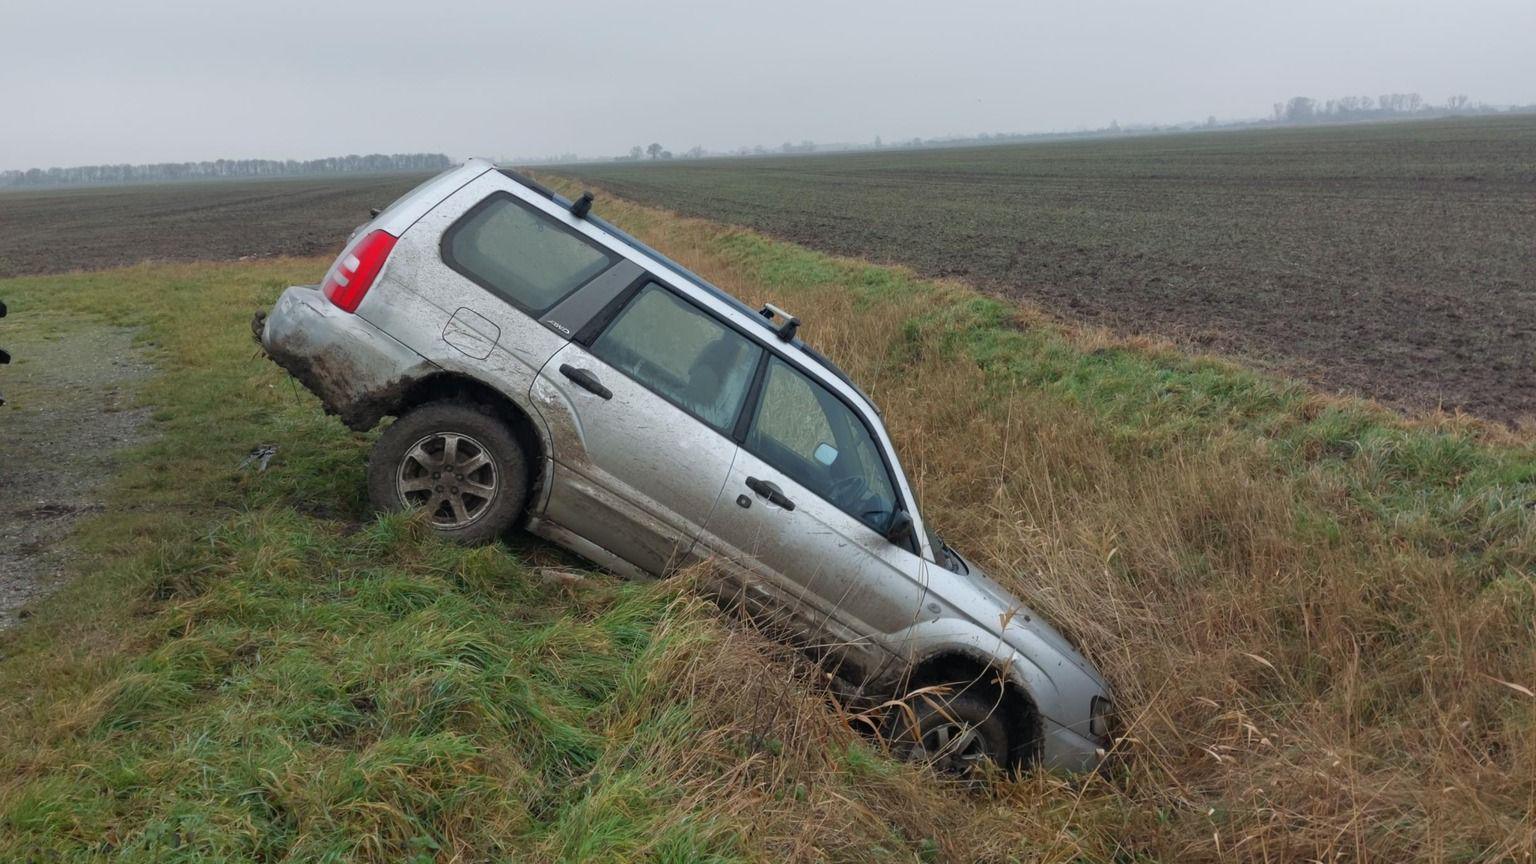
0, 181, 1532, 862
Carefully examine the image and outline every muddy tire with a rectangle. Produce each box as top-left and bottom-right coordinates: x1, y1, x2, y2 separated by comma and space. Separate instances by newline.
366, 401, 528, 545
889, 690, 1011, 778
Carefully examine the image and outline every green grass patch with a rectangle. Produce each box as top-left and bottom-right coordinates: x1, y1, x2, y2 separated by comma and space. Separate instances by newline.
0, 261, 757, 862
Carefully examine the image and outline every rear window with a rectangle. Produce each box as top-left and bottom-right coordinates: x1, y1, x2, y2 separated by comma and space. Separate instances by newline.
590, 284, 762, 433
442, 192, 616, 314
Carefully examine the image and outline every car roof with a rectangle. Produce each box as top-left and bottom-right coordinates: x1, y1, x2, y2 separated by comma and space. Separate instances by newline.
497, 168, 882, 416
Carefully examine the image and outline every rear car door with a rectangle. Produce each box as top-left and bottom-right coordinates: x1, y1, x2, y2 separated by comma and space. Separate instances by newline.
699, 355, 928, 681
531, 281, 763, 576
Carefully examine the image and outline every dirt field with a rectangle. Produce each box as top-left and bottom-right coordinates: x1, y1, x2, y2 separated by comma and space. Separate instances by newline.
554, 116, 1536, 423
0, 173, 429, 278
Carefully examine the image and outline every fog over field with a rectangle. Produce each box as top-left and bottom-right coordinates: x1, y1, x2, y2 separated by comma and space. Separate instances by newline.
2, 0, 1535, 169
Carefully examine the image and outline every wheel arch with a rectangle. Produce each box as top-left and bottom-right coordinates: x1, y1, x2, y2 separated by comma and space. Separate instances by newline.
904, 649, 1043, 769
390, 372, 551, 507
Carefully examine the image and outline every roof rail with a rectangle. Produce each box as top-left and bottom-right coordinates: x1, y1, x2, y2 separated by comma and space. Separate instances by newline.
497, 169, 880, 413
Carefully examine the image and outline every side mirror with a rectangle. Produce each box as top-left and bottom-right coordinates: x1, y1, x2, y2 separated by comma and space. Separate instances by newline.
885, 510, 914, 546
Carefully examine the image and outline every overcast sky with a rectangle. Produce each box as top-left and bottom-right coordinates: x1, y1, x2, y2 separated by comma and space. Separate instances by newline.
2, 0, 1533, 170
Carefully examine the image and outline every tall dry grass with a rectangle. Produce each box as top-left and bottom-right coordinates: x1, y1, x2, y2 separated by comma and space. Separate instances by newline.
548, 179, 1536, 862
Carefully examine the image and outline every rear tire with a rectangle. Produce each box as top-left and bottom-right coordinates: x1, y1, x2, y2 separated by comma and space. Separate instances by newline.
366, 401, 528, 545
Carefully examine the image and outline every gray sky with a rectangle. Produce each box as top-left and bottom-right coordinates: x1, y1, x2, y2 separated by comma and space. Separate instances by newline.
3, 0, 1534, 170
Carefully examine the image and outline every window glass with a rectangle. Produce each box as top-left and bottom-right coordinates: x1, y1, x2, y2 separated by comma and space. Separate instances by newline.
444, 194, 615, 313
591, 284, 762, 432
747, 357, 899, 532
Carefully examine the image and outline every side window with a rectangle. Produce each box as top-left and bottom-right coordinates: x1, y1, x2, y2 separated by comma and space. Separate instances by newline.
442, 193, 616, 314
590, 284, 762, 433
747, 357, 899, 532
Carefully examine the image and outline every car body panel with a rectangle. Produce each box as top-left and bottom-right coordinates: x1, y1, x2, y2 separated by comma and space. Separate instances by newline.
699, 445, 928, 683
530, 340, 739, 576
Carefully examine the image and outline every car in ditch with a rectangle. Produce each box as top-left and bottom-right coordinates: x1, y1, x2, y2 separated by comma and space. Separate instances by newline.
255, 158, 1114, 775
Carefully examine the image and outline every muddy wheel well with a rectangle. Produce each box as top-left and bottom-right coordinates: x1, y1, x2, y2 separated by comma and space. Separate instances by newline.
392, 374, 546, 501
905, 652, 1042, 769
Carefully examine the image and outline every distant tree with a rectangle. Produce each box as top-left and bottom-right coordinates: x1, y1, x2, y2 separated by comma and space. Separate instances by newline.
628, 145, 643, 160
1262, 90, 1478, 127
874, 135, 883, 148
1285, 96, 1316, 123
685, 145, 706, 159
646, 143, 663, 159
660, 150, 673, 159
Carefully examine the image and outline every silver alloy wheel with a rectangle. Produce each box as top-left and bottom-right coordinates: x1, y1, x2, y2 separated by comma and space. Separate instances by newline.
395, 432, 499, 529
900, 719, 994, 776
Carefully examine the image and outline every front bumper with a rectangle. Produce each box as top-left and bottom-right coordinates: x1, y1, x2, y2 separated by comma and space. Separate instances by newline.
257, 286, 430, 430
1040, 717, 1110, 773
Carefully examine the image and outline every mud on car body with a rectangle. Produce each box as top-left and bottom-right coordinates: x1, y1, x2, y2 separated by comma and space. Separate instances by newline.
257, 159, 1114, 775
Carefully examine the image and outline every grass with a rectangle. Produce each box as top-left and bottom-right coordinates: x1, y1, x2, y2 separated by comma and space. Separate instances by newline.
544, 179, 1536, 861
1, 173, 1533, 861
0, 262, 1089, 863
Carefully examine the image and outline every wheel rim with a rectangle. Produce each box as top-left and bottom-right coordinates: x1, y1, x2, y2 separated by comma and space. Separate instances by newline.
395, 432, 498, 529
900, 718, 996, 776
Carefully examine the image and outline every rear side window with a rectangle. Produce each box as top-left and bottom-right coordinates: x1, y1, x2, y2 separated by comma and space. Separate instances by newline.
747, 356, 899, 532
442, 192, 616, 314
590, 284, 762, 432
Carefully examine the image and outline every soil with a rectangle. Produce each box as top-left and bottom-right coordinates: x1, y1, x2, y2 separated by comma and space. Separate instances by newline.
0, 174, 429, 278
556, 116, 1536, 424
0, 324, 152, 629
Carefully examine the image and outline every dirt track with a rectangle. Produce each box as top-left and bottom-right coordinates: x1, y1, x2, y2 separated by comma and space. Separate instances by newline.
0, 323, 151, 628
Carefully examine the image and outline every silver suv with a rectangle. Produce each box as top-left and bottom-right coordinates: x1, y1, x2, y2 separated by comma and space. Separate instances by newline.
257, 159, 1112, 774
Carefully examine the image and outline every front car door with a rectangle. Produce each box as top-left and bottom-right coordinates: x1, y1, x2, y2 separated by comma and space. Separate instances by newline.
530, 281, 763, 577
699, 354, 928, 684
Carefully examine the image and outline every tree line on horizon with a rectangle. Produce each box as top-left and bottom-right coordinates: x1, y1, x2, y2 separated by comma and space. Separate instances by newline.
589, 91, 1528, 165
1270, 92, 1493, 124
0, 152, 453, 190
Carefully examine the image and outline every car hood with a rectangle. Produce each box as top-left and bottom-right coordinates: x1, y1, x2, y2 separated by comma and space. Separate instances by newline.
946, 550, 1108, 692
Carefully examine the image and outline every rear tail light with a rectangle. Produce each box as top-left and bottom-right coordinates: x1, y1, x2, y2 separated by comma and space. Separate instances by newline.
321, 229, 397, 313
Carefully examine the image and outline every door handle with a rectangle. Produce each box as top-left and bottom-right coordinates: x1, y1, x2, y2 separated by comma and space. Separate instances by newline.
559, 364, 612, 400
745, 476, 795, 511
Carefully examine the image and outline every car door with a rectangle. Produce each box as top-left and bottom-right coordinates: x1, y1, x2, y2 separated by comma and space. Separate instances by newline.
698, 354, 928, 682
530, 281, 763, 576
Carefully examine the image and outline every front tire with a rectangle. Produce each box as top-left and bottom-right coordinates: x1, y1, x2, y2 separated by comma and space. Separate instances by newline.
889, 690, 1012, 778
366, 401, 528, 545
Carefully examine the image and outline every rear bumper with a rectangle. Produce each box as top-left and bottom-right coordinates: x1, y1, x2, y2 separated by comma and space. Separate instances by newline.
258, 286, 430, 430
